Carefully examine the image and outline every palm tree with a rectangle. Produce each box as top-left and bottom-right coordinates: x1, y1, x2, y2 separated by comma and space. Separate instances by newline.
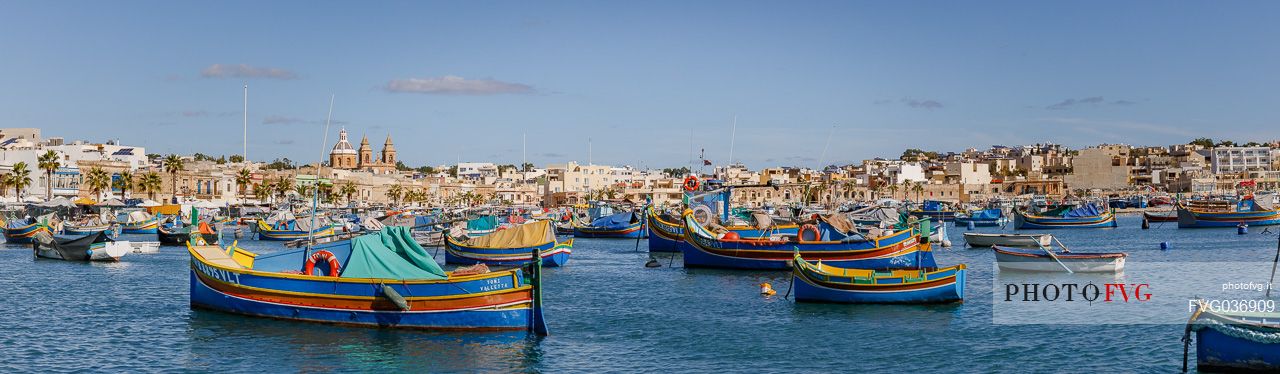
887, 184, 899, 200
0, 173, 10, 197
912, 182, 925, 202
84, 167, 111, 201
295, 184, 312, 199
162, 154, 185, 200
340, 181, 358, 205
115, 170, 134, 199
386, 184, 403, 207
254, 181, 273, 203
37, 150, 60, 199
235, 168, 252, 201
9, 162, 32, 200
274, 176, 293, 202
138, 172, 163, 200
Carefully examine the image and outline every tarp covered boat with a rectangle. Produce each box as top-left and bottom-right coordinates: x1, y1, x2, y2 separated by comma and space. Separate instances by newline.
910, 200, 957, 221
574, 211, 645, 238
445, 220, 572, 267
955, 208, 1004, 227
791, 253, 965, 304
33, 231, 130, 261
159, 222, 220, 245
680, 209, 933, 270
120, 211, 159, 234
646, 208, 798, 253
189, 226, 549, 334
1013, 204, 1117, 229
1187, 302, 1280, 372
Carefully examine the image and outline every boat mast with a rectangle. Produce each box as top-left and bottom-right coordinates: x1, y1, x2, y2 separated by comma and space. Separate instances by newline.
307, 94, 335, 246
243, 84, 248, 164
728, 115, 737, 166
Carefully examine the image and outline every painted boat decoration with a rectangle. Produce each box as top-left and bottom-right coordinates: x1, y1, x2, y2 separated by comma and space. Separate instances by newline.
573, 211, 645, 239
33, 232, 130, 261
909, 200, 957, 222
1176, 199, 1280, 228
646, 208, 798, 253
256, 219, 336, 241
791, 253, 965, 304
963, 233, 1051, 248
445, 220, 572, 267
992, 245, 1126, 273
189, 226, 549, 334
2, 218, 52, 244
159, 222, 220, 246
1142, 211, 1177, 222
954, 208, 1005, 227
1186, 301, 1280, 372
1012, 204, 1117, 229
680, 209, 933, 270
119, 211, 160, 234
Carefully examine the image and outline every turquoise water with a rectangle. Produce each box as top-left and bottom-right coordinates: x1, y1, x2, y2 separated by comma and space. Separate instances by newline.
1, 215, 1277, 372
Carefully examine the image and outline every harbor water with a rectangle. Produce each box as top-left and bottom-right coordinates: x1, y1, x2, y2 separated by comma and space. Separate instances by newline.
1, 215, 1277, 372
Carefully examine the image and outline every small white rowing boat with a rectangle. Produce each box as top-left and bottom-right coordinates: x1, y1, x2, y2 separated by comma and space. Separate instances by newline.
993, 246, 1126, 273
963, 233, 1051, 248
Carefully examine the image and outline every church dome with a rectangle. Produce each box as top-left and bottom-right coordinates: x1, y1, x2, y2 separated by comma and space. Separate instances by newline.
331, 128, 356, 155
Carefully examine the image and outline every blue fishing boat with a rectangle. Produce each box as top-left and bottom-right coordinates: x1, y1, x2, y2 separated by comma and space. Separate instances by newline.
2, 217, 51, 244
188, 226, 548, 334
1186, 302, 1280, 372
1176, 198, 1280, 228
573, 211, 645, 239
954, 208, 1004, 227
909, 200, 957, 222
680, 209, 933, 270
256, 219, 336, 241
646, 207, 798, 253
445, 220, 573, 267
1012, 204, 1117, 229
791, 253, 965, 304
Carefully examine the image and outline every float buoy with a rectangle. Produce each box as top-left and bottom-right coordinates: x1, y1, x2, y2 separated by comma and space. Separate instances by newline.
721, 231, 740, 240
759, 282, 776, 296
798, 224, 820, 242
1160, 242, 1170, 250
683, 175, 700, 192
304, 250, 342, 276
1238, 222, 1249, 235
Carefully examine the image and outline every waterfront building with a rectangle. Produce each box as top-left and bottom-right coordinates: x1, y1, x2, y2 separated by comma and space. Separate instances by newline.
1209, 146, 1273, 174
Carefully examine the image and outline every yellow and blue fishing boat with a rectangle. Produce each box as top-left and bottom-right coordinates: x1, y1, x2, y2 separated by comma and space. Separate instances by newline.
791, 253, 965, 304
2, 217, 51, 244
119, 211, 160, 234
256, 219, 335, 241
445, 220, 573, 267
646, 207, 798, 253
188, 226, 549, 334
680, 209, 933, 270
1176, 198, 1280, 228
1013, 204, 1117, 229
573, 211, 645, 239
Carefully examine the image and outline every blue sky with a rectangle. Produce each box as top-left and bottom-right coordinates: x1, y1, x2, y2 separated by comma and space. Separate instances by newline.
2, 1, 1278, 169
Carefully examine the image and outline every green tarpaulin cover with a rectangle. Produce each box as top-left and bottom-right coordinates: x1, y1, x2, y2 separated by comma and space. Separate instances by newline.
340, 226, 447, 280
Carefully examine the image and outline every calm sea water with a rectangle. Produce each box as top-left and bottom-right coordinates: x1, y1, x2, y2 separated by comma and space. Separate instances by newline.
1, 215, 1277, 373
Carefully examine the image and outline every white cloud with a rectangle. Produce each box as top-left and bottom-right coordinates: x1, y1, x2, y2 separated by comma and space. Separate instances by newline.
201, 64, 298, 80
383, 76, 534, 95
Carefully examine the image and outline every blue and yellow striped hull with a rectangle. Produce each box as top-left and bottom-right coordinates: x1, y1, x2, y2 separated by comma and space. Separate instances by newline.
444, 237, 573, 267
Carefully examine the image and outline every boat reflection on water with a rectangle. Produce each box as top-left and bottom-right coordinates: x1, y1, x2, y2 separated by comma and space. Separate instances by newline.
186, 309, 544, 372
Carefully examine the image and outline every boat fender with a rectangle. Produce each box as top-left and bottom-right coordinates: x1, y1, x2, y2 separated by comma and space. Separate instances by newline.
85, 249, 93, 256
1238, 222, 1248, 235
759, 282, 776, 296
381, 284, 411, 311
798, 224, 820, 242
1160, 242, 1170, 250
304, 250, 341, 277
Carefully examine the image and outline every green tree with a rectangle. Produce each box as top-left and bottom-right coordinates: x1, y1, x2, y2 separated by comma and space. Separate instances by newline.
84, 167, 111, 201
228, 155, 245, 163
386, 184, 404, 206
235, 169, 253, 200
1188, 138, 1215, 148
114, 170, 134, 199
9, 162, 32, 200
340, 181, 358, 205
37, 150, 60, 199
163, 154, 185, 200
138, 172, 163, 200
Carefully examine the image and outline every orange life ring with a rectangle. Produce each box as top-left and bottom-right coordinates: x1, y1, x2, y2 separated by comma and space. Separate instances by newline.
304, 250, 341, 277
683, 175, 700, 192
798, 224, 820, 242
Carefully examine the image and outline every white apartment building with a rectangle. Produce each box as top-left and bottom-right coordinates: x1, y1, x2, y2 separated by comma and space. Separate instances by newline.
1210, 147, 1273, 174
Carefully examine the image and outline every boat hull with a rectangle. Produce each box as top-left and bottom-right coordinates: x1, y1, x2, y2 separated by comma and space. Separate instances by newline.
793, 263, 965, 304
1194, 310, 1280, 372
953, 217, 1002, 227
572, 222, 645, 238
4, 224, 50, 244
1013, 210, 1117, 229
993, 247, 1125, 273
34, 241, 129, 261
963, 233, 1051, 248
646, 210, 797, 253
1177, 207, 1280, 228
444, 238, 572, 267
63, 225, 111, 235
120, 218, 159, 234
256, 226, 336, 241
680, 211, 931, 270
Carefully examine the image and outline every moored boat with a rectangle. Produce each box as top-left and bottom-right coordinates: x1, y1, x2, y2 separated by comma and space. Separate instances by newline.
992, 245, 1126, 273
188, 226, 549, 334
646, 207, 798, 253
2, 217, 52, 244
791, 253, 965, 304
1176, 198, 1280, 228
119, 211, 160, 234
256, 219, 335, 241
954, 208, 1005, 227
963, 233, 1051, 248
445, 220, 573, 267
680, 209, 932, 270
1142, 211, 1177, 222
573, 211, 645, 239
33, 232, 130, 261
1186, 301, 1280, 372
909, 200, 958, 222
159, 222, 220, 245
1012, 204, 1117, 229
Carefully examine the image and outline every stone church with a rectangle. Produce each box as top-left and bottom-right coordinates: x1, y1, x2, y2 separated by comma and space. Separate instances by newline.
329, 128, 397, 174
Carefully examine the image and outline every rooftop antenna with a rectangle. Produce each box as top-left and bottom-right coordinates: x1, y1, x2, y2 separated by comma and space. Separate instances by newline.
728, 114, 737, 165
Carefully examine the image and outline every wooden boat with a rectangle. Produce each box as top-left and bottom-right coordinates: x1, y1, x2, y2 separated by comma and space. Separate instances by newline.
159, 222, 220, 245
1012, 204, 1117, 229
1186, 301, 1280, 372
680, 209, 932, 270
791, 253, 965, 304
256, 219, 336, 241
646, 207, 798, 253
1142, 211, 1177, 222
963, 233, 1051, 248
909, 200, 958, 222
188, 226, 549, 334
954, 208, 1005, 227
445, 220, 573, 267
1176, 199, 1280, 228
573, 211, 645, 239
32, 232, 130, 261
2, 218, 52, 244
119, 212, 160, 234
992, 245, 1126, 273
63, 221, 112, 235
